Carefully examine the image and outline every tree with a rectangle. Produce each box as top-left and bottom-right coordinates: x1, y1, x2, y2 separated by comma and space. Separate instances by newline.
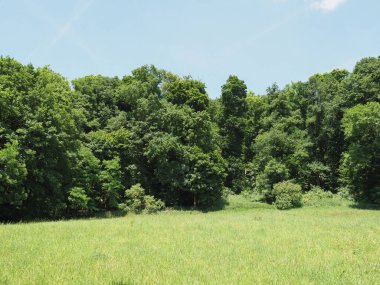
255, 159, 290, 202
72, 75, 120, 130
163, 77, 209, 112
183, 147, 226, 208
70, 146, 101, 211
144, 132, 187, 205
252, 127, 310, 189
0, 58, 82, 218
343, 56, 380, 106
2, 54, 380, 219
244, 94, 266, 161
221, 75, 247, 118
219, 75, 248, 193
67, 187, 90, 214
340, 102, 380, 203
0, 142, 27, 218
305, 70, 348, 189
99, 157, 123, 209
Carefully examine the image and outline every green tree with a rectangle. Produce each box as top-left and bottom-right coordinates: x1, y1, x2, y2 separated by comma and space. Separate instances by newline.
343, 56, 380, 106
340, 102, 380, 203
0, 142, 27, 217
99, 157, 123, 209
0, 58, 82, 218
255, 159, 290, 202
70, 146, 101, 211
163, 77, 209, 112
72, 75, 120, 131
67, 187, 90, 213
219, 75, 248, 193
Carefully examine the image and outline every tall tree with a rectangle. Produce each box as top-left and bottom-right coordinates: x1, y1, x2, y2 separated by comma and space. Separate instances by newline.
340, 102, 380, 204
163, 77, 209, 112
219, 75, 248, 192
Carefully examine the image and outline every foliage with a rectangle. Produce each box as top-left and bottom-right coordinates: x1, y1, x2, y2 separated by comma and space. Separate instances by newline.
255, 159, 290, 202
124, 183, 145, 213
0, 57, 81, 219
123, 183, 165, 213
1, 55, 380, 220
67, 187, 90, 212
272, 181, 302, 210
0, 142, 27, 208
302, 161, 331, 190
340, 102, 380, 203
163, 77, 209, 112
99, 158, 123, 209
143, 195, 165, 213
221, 75, 247, 118
219, 76, 247, 193
344, 56, 380, 105
302, 186, 333, 207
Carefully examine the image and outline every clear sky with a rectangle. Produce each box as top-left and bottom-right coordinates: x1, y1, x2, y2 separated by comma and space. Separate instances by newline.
1, 0, 379, 97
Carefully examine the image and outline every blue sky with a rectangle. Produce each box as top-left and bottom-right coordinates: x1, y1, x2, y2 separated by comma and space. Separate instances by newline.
1, 0, 379, 97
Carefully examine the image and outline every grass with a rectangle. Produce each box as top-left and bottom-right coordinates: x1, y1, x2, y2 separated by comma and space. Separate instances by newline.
1, 196, 380, 284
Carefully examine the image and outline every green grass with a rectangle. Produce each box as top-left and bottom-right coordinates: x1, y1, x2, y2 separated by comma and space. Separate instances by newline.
1, 196, 380, 284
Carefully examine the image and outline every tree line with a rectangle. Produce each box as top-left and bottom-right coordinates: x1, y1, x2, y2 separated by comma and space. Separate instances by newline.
0, 56, 379, 219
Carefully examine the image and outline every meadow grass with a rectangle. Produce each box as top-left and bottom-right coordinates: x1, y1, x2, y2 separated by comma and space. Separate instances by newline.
1, 196, 380, 284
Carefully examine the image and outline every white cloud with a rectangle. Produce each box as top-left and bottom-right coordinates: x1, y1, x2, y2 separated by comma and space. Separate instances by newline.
309, 0, 346, 12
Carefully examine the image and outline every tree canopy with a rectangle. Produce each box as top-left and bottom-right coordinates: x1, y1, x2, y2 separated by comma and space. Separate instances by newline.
1, 55, 379, 219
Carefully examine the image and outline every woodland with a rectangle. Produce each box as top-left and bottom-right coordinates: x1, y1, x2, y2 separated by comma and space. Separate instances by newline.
0, 56, 379, 220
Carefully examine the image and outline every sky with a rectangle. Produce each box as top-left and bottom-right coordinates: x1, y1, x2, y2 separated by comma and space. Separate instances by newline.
0, 0, 379, 97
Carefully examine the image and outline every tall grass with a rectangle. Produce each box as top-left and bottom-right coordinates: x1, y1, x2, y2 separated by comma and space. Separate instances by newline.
1, 197, 379, 284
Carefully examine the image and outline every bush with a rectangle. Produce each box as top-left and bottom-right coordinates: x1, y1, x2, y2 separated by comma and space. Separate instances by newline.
273, 181, 302, 210
303, 186, 351, 207
124, 184, 145, 213
337, 186, 353, 201
143, 195, 165, 213
123, 184, 165, 213
302, 186, 333, 206
68, 187, 90, 212
255, 160, 290, 203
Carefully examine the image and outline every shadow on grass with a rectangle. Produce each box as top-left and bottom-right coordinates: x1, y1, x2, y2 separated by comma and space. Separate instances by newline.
0, 202, 228, 224
163, 196, 273, 213
0, 209, 129, 224
349, 201, 380, 211
1, 195, 274, 224
167, 197, 229, 213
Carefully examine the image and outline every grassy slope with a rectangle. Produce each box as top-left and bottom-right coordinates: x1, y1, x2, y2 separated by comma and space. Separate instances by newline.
1, 196, 380, 285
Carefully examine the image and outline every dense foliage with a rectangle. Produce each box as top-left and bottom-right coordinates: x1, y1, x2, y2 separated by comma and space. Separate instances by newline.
272, 181, 302, 210
0, 55, 379, 219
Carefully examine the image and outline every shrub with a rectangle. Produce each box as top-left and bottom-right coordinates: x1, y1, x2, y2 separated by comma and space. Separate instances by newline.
255, 160, 290, 203
302, 186, 333, 206
124, 184, 165, 213
337, 186, 353, 201
302, 162, 331, 191
68, 187, 90, 212
273, 181, 302, 210
124, 184, 145, 213
303, 186, 351, 207
143, 195, 165, 213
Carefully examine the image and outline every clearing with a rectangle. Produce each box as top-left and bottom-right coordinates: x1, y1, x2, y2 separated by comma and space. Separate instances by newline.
1, 196, 379, 284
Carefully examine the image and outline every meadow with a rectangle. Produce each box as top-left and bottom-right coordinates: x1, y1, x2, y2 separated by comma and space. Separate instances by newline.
1, 196, 380, 285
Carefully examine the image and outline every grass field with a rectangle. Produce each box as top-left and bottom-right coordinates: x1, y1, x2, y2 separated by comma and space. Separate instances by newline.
1, 196, 380, 284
